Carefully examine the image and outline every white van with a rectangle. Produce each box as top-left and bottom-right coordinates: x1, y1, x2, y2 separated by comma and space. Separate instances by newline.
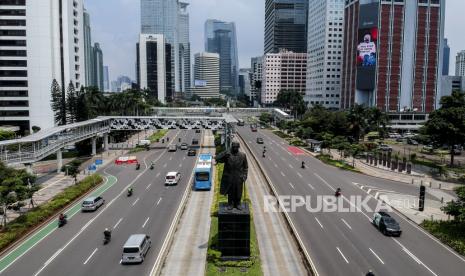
138, 140, 151, 146
165, 171, 181, 185
121, 234, 151, 264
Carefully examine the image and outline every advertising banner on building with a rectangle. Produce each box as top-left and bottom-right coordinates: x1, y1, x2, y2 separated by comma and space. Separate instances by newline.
356, 1, 379, 91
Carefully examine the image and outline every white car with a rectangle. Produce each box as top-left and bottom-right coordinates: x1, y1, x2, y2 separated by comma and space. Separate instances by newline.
165, 172, 181, 185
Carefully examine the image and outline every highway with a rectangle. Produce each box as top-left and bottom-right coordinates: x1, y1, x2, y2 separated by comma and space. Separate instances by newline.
0, 130, 203, 276
238, 126, 465, 276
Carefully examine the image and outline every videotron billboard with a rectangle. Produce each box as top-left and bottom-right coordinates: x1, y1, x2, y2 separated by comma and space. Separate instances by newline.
356, 1, 379, 91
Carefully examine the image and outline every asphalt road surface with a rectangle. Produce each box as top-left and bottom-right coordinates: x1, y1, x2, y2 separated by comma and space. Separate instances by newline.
238, 126, 465, 276
0, 130, 202, 276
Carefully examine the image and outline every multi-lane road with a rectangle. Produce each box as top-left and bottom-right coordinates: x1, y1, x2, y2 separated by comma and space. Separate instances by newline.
238, 126, 465, 276
0, 130, 203, 276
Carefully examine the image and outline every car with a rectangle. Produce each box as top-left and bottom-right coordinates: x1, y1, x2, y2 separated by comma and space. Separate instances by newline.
256, 137, 264, 144
378, 144, 392, 152
422, 144, 434, 153
180, 143, 188, 150
165, 171, 181, 185
121, 234, 151, 264
396, 137, 405, 143
372, 212, 402, 237
187, 148, 197, 156
168, 144, 177, 152
81, 196, 105, 212
192, 138, 199, 145
407, 138, 419, 145
251, 127, 257, 132
195, 129, 201, 133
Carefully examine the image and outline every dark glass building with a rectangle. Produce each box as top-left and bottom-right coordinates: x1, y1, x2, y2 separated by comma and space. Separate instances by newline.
264, 0, 308, 54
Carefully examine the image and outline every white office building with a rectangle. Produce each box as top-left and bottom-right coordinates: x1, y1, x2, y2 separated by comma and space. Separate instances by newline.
250, 56, 263, 105
0, 0, 85, 132
137, 34, 170, 103
456, 50, 465, 77
262, 50, 307, 105
305, 0, 344, 109
191, 52, 220, 99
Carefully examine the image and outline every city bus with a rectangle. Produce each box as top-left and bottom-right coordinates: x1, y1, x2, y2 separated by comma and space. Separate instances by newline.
194, 154, 213, 190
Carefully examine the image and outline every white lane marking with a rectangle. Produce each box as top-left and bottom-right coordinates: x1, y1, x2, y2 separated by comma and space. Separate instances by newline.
274, 163, 278, 168
289, 182, 295, 189
163, 163, 167, 168
314, 173, 335, 191
33, 248, 63, 276
183, 156, 186, 160
83, 248, 98, 265
281, 157, 285, 161
157, 197, 162, 206
307, 183, 315, 190
280, 171, 285, 177
289, 164, 293, 169
391, 238, 438, 276
113, 218, 123, 229
169, 156, 173, 161
367, 188, 372, 194
179, 163, 182, 168
146, 183, 151, 190
374, 192, 379, 199
341, 218, 352, 230
132, 198, 140, 206
314, 217, 324, 229
369, 248, 385, 265
142, 217, 150, 228
156, 172, 160, 177
297, 172, 303, 178
336, 247, 349, 264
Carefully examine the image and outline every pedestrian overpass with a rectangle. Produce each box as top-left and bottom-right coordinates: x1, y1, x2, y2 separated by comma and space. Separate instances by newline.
0, 108, 290, 167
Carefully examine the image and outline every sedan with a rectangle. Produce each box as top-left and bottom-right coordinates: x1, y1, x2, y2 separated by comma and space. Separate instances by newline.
256, 137, 264, 144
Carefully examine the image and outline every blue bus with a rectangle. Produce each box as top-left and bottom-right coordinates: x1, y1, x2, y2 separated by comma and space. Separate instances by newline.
194, 154, 213, 190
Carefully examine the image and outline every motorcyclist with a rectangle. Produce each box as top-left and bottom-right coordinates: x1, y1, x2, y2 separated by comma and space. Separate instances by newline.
301, 161, 305, 169
262, 150, 266, 158
127, 187, 133, 196
366, 270, 375, 276
335, 188, 342, 197
104, 228, 112, 239
136, 163, 140, 170
59, 213, 66, 221
150, 161, 154, 169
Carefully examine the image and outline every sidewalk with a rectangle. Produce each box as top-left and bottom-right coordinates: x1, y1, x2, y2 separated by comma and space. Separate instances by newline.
1, 130, 159, 225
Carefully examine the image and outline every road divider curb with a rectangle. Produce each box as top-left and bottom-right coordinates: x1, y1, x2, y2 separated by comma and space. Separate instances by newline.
237, 132, 319, 276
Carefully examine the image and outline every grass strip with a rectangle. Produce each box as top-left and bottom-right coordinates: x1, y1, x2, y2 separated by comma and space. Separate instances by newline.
421, 220, 465, 256
317, 154, 360, 173
0, 174, 103, 252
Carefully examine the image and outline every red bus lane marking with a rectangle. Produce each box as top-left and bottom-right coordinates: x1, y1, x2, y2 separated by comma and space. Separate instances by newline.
287, 146, 305, 156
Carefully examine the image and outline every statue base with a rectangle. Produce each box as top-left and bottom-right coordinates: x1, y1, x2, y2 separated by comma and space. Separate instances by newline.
218, 202, 250, 259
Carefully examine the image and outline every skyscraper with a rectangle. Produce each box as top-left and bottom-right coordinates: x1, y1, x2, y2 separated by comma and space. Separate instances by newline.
93, 43, 104, 91
141, 0, 190, 95
83, 10, 94, 87
342, 0, 445, 113
443, 38, 450, 76
137, 34, 172, 103
305, 0, 344, 109
205, 19, 239, 94
0, 0, 86, 132
250, 57, 264, 105
264, 0, 308, 54
456, 50, 465, 77
191, 53, 220, 99
103, 66, 110, 92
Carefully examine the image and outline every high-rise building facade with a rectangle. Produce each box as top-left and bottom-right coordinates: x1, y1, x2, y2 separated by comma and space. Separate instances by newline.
178, 1, 191, 93
264, 0, 308, 54
250, 57, 263, 105
103, 66, 110, 92
205, 19, 239, 94
456, 50, 465, 77
262, 50, 307, 105
83, 9, 94, 87
238, 68, 252, 100
342, 0, 445, 113
141, 0, 190, 95
191, 52, 220, 99
93, 43, 104, 91
0, 0, 85, 132
137, 34, 172, 103
305, 0, 344, 110
442, 38, 450, 76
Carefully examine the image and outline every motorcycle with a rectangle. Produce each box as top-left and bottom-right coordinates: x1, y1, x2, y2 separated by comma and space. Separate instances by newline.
136, 163, 140, 170
301, 161, 305, 169
150, 164, 154, 170
127, 189, 133, 197
335, 190, 341, 197
58, 215, 67, 227
103, 235, 111, 245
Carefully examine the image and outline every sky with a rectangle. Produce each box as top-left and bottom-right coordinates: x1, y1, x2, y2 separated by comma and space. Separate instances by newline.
85, 0, 464, 82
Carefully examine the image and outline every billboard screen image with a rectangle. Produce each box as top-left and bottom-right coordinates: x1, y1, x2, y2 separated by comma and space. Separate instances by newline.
357, 27, 378, 67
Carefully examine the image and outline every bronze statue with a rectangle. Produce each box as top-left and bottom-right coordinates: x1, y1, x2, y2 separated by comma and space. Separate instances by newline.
216, 141, 248, 210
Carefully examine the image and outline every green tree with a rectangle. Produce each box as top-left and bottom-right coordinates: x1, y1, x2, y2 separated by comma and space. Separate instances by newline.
347, 104, 369, 142
441, 186, 465, 221
423, 91, 465, 166
0, 130, 15, 141
66, 82, 78, 124
275, 89, 306, 119
50, 79, 66, 125
259, 113, 272, 124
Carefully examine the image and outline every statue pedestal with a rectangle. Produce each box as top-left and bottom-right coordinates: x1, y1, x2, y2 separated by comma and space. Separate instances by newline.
218, 202, 250, 260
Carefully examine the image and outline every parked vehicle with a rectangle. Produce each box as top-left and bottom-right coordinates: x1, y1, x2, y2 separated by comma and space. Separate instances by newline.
378, 144, 393, 152
407, 138, 419, 145
372, 212, 402, 237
